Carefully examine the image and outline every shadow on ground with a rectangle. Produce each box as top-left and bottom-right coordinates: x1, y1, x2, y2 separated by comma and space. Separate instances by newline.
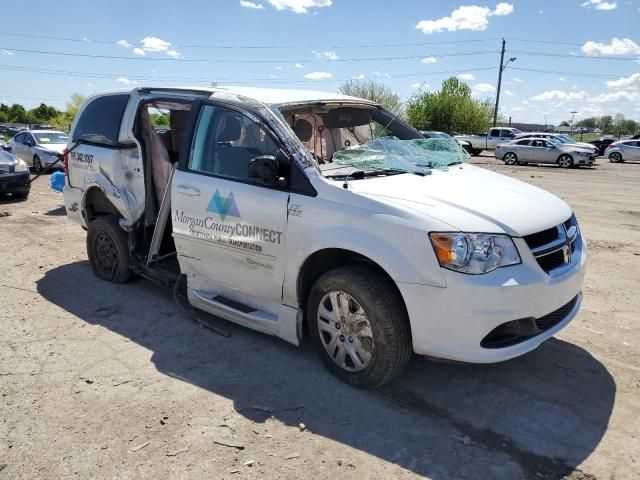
37, 261, 615, 479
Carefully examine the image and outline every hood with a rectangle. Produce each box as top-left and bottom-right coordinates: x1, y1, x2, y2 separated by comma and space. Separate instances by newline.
563, 143, 596, 153
0, 150, 19, 170
38, 143, 66, 154
347, 164, 571, 236
573, 142, 597, 150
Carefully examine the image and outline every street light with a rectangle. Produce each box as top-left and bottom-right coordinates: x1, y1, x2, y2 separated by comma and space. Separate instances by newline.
570, 111, 578, 134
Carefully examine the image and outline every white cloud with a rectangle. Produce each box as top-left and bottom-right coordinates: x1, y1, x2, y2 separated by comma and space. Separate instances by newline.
115, 77, 138, 86
581, 0, 617, 10
119, 36, 182, 58
606, 72, 640, 89
240, 0, 265, 8
373, 71, 391, 78
1, 49, 14, 56
591, 91, 640, 102
530, 90, 588, 101
582, 37, 640, 56
312, 50, 338, 60
458, 73, 475, 81
275, 66, 283, 70
511, 106, 525, 112
304, 71, 333, 80
268, 0, 332, 13
513, 77, 524, 83
295, 63, 305, 68
473, 83, 496, 94
559, 77, 566, 82
504, 89, 513, 96
415, 3, 514, 35
421, 56, 437, 64
353, 74, 366, 80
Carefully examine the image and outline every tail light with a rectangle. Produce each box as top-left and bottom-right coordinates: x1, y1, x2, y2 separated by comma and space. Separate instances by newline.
608, 144, 617, 149
62, 147, 69, 174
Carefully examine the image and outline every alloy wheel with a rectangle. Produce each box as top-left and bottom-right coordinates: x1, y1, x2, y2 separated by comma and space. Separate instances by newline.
317, 291, 374, 372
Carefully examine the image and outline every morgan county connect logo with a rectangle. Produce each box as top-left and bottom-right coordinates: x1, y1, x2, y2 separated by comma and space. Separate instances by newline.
207, 190, 240, 222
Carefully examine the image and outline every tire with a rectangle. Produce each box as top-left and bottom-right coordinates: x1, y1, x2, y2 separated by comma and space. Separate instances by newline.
470, 149, 481, 156
307, 266, 412, 388
503, 152, 518, 165
609, 152, 622, 163
33, 155, 43, 173
86, 215, 134, 283
12, 191, 29, 199
558, 154, 573, 168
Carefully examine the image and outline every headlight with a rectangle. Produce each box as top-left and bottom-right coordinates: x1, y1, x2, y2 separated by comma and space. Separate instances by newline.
14, 159, 28, 172
45, 150, 60, 158
429, 232, 521, 274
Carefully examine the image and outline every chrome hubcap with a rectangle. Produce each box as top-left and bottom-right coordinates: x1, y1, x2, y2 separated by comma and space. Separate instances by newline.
560, 156, 571, 167
505, 154, 516, 165
317, 291, 374, 372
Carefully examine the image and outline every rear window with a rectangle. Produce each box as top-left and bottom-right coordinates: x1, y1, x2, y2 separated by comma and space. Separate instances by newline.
73, 94, 130, 146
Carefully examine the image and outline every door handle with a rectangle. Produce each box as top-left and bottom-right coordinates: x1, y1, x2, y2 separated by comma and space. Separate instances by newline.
176, 185, 201, 197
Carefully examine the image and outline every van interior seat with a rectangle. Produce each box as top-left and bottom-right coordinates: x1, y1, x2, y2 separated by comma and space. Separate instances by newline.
170, 110, 189, 155
211, 115, 257, 180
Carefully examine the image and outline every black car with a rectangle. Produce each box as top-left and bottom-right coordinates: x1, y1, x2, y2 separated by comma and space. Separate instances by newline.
588, 138, 616, 156
0, 149, 30, 199
420, 130, 473, 153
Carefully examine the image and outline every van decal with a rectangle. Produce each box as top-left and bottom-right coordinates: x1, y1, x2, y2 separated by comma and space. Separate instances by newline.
207, 190, 240, 222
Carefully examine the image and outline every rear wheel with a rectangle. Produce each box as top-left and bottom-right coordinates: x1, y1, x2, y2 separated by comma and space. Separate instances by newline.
308, 266, 412, 388
609, 152, 622, 163
558, 154, 573, 168
12, 191, 29, 199
470, 149, 482, 156
503, 152, 518, 165
33, 155, 42, 173
86, 215, 134, 283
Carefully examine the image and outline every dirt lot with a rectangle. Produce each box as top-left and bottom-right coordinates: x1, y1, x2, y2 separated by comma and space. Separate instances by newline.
1, 157, 639, 480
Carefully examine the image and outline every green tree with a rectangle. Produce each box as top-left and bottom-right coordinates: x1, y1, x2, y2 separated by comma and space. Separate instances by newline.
406, 77, 493, 133
600, 115, 613, 132
576, 117, 597, 129
338, 80, 403, 114
9, 104, 29, 123
28, 103, 59, 123
51, 93, 86, 131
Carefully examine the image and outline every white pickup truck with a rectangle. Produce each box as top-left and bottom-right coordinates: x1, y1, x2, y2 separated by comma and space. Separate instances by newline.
455, 127, 522, 155
62, 86, 586, 388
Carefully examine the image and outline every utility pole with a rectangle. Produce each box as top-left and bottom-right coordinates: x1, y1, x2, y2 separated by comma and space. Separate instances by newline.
493, 40, 516, 127
570, 111, 578, 134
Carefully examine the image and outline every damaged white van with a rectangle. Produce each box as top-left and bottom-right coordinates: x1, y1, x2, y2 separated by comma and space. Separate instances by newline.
62, 86, 586, 388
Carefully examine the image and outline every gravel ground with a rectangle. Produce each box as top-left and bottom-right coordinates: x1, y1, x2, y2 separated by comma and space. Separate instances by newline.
0, 157, 639, 479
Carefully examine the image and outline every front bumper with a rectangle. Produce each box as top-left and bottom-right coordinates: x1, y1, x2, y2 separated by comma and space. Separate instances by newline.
0, 171, 30, 194
398, 234, 587, 363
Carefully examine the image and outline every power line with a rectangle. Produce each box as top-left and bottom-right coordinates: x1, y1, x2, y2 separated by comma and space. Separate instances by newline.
509, 50, 639, 61
0, 31, 499, 50
509, 67, 625, 79
0, 46, 498, 63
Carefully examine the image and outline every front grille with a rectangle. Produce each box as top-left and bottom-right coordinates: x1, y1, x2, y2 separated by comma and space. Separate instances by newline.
481, 295, 579, 349
524, 215, 578, 274
524, 227, 559, 250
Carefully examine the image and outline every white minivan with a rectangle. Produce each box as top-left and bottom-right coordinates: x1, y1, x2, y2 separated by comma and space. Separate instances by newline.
62, 86, 586, 387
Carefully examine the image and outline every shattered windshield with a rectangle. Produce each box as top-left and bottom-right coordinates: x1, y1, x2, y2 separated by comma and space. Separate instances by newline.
322, 136, 470, 178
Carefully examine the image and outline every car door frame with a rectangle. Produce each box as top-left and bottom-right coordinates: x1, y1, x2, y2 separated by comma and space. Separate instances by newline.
173, 97, 297, 334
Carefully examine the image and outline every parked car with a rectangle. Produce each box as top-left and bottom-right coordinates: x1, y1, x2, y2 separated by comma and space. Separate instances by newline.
605, 140, 640, 162
62, 86, 586, 388
8, 130, 68, 172
0, 149, 30, 199
455, 127, 522, 155
420, 130, 472, 154
495, 137, 596, 168
588, 137, 617, 157
514, 132, 599, 157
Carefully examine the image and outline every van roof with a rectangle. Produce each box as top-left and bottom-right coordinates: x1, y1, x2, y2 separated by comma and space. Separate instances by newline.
97, 85, 376, 107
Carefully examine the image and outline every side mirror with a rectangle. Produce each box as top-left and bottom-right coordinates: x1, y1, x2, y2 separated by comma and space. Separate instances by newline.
249, 155, 279, 185
2, 145, 11, 152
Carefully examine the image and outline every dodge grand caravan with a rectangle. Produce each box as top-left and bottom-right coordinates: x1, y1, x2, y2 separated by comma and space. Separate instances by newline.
62, 86, 587, 388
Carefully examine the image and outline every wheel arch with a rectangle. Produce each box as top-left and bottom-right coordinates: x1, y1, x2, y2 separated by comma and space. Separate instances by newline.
82, 186, 124, 222
296, 248, 409, 337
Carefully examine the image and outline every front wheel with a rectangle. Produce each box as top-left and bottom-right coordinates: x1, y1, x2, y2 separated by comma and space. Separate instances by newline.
308, 266, 412, 388
33, 155, 43, 173
609, 152, 622, 163
86, 215, 134, 283
503, 152, 518, 165
558, 155, 573, 168
470, 149, 482, 156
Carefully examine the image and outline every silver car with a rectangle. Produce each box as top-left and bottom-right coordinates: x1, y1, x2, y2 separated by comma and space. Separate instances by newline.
513, 132, 599, 156
8, 130, 68, 172
495, 137, 595, 168
605, 140, 640, 163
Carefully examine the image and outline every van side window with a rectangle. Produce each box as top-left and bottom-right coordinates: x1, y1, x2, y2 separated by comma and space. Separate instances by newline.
188, 105, 280, 183
73, 94, 130, 146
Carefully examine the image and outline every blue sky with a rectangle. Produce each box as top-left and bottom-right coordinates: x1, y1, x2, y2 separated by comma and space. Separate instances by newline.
0, 0, 638, 124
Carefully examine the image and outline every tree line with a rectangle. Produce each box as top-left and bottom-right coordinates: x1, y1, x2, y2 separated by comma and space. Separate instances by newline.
560, 114, 638, 136
0, 94, 85, 132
